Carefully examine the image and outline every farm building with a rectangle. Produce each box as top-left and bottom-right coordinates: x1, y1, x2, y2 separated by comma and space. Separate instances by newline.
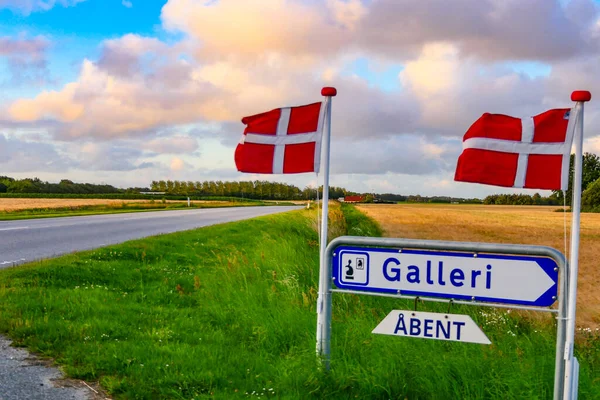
343, 195, 365, 203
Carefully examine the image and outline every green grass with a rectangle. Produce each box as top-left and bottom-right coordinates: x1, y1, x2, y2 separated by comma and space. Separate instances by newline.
340, 203, 383, 237
0, 201, 269, 221
0, 206, 596, 399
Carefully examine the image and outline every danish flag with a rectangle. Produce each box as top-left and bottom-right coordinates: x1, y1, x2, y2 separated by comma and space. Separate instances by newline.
234, 102, 326, 174
455, 108, 578, 191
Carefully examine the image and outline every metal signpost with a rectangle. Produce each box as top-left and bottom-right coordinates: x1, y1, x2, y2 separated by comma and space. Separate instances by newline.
316, 236, 568, 399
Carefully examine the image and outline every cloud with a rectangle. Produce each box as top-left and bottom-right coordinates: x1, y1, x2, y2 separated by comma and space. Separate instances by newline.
398, 42, 549, 135
8, 55, 219, 139
75, 142, 159, 171
0, 134, 73, 172
142, 135, 199, 154
170, 157, 185, 171
161, 0, 345, 61
122, 0, 132, 8
8, 1, 594, 144
97, 35, 166, 78
0, 35, 50, 85
160, 0, 599, 63
0, 0, 86, 15
356, 0, 599, 62
330, 135, 458, 175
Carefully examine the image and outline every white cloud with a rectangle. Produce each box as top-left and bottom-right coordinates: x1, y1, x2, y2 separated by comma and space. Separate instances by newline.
0, 133, 72, 172
170, 157, 185, 171
161, 0, 345, 61
0, 0, 86, 15
0, 35, 50, 85
326, 0, 367, 30
122, 0, 132, 8
143, 135, 199, 154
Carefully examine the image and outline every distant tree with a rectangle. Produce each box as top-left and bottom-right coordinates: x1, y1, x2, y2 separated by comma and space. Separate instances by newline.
582, 178, 600, 210
0, 182, 6, 193
553, 153, 600, 205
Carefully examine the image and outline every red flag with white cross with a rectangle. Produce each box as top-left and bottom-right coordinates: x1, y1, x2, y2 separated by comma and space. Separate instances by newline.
454, 108, 577, 191
234, 101, 326, 174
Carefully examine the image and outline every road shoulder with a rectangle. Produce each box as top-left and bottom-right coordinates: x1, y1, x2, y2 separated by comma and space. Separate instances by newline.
0, 336, 109, 400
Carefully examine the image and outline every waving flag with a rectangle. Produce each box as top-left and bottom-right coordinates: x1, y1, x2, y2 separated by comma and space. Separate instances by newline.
454, 108, 578, 190
233, 88, 340, 368
234, 102, 325, 174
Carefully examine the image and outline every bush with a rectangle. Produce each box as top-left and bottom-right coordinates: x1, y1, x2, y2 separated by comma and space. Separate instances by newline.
582, 178, 600, 211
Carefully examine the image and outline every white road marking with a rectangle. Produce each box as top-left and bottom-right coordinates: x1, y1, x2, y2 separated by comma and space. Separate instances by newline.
0, 259, 26, 265
0, 227, 29, 231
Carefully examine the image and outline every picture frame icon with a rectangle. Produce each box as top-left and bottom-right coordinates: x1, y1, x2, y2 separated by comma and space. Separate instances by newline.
337, 251, 369, 286
356, 258, 365, 270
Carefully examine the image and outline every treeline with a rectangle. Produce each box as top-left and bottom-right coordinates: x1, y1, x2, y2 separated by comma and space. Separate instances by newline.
483, 193, 560, 206
0, 175, 494, 205
0, 177, 128, 194
404, 195, 482, 204
150, 180, 350, 200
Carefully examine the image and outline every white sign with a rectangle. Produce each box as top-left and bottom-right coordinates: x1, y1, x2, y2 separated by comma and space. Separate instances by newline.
333, 247, 558, 306
372, 310, 491, 344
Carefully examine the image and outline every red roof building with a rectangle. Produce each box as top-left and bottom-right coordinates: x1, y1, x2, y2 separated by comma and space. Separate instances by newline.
344, 195, 364, 203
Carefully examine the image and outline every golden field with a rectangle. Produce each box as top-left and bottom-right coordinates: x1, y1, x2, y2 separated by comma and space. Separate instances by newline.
356, 203, 600, 328
0, 198, 194, 212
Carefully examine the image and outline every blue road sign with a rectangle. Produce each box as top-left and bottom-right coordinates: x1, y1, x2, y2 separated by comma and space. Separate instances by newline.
332, 246, 558, 307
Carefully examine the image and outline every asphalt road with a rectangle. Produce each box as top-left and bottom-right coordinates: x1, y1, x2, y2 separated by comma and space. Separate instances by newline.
0, 336, 99, 400
0, 206, 301, 268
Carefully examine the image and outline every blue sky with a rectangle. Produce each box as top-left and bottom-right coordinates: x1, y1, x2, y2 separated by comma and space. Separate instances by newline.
0, 0, 599, 198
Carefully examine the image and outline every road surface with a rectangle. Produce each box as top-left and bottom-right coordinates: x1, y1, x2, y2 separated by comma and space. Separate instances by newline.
0, 206, 301, 267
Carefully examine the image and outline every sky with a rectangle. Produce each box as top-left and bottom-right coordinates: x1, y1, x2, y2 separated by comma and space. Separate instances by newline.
1, 0, 600, 198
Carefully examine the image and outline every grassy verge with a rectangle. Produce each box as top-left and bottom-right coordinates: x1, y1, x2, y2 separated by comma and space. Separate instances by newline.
0, 206, 596, 398
340, 203, 383, 237
0, 201, 267, 221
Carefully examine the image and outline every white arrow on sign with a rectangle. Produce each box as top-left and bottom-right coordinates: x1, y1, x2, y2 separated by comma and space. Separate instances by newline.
372, 310, 491, 345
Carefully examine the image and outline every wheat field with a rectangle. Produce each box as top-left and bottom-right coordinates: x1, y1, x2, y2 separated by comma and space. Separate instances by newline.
0, 198, 210, 212
356, 203, 600, 328
0, 198, 164, 211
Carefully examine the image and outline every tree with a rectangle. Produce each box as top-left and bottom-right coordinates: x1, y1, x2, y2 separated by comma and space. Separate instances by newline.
0, 182, 6, 193
582, 178, 600, 210
553, 153, 600, 206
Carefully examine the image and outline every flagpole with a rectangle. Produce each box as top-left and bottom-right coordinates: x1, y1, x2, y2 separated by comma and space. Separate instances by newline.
316, 87, 337, 368
563, 90, 591, 399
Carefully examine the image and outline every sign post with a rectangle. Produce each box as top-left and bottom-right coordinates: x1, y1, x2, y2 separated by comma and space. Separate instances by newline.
318, 235, 567, 398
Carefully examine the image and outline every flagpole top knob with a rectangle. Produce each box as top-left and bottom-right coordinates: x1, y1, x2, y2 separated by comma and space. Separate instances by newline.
321, 87, 337, 97
571, 91, 591, 102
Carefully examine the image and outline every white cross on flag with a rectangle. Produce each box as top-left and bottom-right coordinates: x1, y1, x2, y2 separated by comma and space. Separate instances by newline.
455, 108, 578, 191
234, 102, 326, 174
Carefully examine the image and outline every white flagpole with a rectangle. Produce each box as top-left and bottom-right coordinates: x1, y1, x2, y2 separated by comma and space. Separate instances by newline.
316, 87, 337, 367
563, 90, 591, 399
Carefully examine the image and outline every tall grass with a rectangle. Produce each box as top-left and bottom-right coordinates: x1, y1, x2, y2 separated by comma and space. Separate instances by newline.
0, 207, 595, 398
